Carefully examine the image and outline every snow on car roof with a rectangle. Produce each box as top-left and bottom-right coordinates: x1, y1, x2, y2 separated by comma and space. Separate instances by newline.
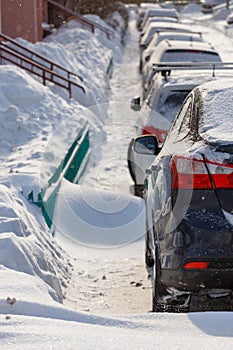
150, 62, 233, 99
199, 79, 233, 144
143, 8, 179, 18
158, 71, 213, 89
141, 17, 178, 36
142, 32, 203, 64
149, 31, 203, 45
145, 16, 178, 24
139, 3, 161, 8
140, 23, 192, 46
158, 39, 217, 52
150, 40, 221, 64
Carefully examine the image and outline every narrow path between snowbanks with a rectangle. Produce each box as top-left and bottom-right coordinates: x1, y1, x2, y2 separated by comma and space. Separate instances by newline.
54, 12, 152, 314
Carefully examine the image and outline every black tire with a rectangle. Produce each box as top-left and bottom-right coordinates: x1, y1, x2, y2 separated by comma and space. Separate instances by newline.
152, 246, 169, 312
145, 249, 154, 268
145, 231, 154, 268
134, 184, 144, 197
152, 245, 191, 313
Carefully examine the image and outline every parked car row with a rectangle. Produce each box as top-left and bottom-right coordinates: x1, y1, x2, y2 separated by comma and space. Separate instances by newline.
129, 4, 229, 195
129, 4, 233, 312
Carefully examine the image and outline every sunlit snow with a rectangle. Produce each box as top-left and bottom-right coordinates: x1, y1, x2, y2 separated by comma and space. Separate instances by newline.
0, 3, 233, 349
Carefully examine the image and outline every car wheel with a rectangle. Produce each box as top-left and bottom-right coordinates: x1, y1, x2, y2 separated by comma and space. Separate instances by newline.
134, 184, 144, 197
152, 257, 193, 313
145, 231, 154, 268
152, 246, 169, 312
152, 246, 192, 313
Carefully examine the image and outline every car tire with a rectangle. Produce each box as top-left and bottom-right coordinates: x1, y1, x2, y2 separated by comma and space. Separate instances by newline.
145, 231, 154, 268
152, 245, 169, 312
152, 244, 192, 313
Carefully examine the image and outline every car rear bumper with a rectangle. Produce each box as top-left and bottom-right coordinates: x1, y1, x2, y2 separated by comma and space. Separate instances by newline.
161, 263, 233, 292
159, 210, 233, 292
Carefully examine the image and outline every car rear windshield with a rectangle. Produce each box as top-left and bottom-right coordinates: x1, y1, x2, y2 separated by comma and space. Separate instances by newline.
152, 90, 191, 122
161, 49, 221, 62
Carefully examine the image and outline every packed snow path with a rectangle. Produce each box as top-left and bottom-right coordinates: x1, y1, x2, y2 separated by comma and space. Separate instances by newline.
54, 13, 152, 314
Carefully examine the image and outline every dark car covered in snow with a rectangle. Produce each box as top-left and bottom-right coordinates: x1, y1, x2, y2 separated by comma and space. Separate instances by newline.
137, 79, 233, 312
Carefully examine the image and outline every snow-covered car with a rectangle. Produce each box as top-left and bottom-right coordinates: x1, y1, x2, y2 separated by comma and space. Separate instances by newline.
214, 0, 233, 15
201, 0, 225, 13
136, 3, 161, 30
140, 22, 191, 51
128, 62, 233, 196
226, 11, 233, 25
140, 30, 203, 73
138, 67, 200, 142
140, 16, 178, 39
140, 8, 179, 31
140, 79, 233, 312
142, 39, 221, 92
129, 64, 204, 196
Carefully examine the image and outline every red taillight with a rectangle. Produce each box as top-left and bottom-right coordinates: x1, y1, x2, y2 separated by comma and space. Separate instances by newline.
171, 156, 212, 190
183, 261, 210, 269
141, 126, 167, 143
171, 156, 233, 190
205, 161, 233, 189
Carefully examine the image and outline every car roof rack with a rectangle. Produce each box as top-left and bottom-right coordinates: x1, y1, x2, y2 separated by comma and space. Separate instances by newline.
152, 62, 233, 78
154, 30, 203, 37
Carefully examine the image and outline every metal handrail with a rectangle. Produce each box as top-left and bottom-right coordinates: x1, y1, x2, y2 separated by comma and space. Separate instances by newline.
0, 45, 85, 97
0, 33, 83, 82
45, 0, 115, 40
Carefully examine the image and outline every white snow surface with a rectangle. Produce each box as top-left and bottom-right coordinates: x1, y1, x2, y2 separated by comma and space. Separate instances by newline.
200, 79, 233, 143
0, 6, 233, 349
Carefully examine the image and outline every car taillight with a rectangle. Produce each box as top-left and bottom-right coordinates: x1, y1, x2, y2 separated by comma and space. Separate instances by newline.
141, 126, 151, 135
205, 161, 233, 189
171, 156, 233, 190
183, 261, 210, 269
171, 156, 212, 190
141, 126, 167, 143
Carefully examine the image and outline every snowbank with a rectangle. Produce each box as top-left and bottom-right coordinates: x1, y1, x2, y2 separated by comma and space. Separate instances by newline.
54, 179, 145, 248
44, 21, 115, 104
0, 181, 68, 301
0, 12, 118, 305
180, 2, 202, 15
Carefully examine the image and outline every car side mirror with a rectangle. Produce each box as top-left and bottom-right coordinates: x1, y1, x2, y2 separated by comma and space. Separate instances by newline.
130, 96, 141, 111
134, 135, 159, 155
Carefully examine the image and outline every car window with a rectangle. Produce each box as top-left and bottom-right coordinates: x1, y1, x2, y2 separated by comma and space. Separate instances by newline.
167, 96, 193, 143
190, 90, 203, 140
161, 50, 221, 62
152, 90, 191, 123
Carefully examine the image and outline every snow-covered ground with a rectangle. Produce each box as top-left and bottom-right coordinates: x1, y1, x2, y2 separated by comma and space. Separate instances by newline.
1, 3, 233, 349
